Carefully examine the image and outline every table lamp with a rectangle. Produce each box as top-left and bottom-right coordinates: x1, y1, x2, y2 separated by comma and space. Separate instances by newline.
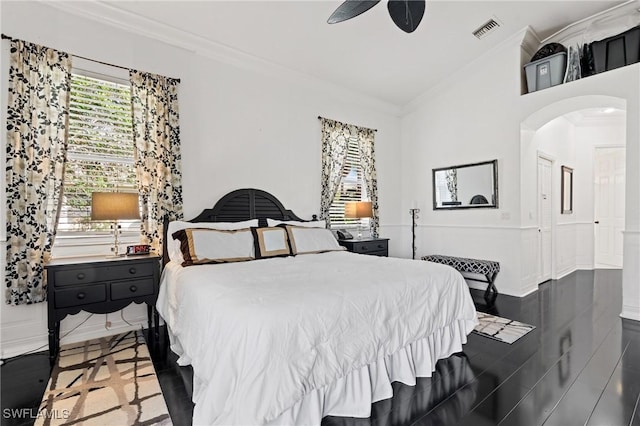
91, 192, 140, 256
345, 201, 372, 239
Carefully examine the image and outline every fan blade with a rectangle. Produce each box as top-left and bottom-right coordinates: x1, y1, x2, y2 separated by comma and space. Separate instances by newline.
328, 0, 381, 24
387, 0, 425, 33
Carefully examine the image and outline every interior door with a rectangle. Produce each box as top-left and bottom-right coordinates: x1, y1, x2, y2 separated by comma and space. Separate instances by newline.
594, 147, 625, 268
538, 156, 553, 283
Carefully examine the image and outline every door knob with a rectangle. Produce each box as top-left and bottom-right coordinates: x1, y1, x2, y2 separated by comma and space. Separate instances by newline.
594, 221, 600, 224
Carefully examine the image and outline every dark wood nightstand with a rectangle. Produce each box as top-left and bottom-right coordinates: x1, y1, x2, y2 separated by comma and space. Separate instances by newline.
338, 238, 389, 257
45, 254, 161, 364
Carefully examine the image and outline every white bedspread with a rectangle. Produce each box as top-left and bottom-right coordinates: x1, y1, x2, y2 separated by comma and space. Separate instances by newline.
157, 251, 477, 425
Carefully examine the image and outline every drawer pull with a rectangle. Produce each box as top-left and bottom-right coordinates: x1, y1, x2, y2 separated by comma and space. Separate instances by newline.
77, 292, 86, 300
77, 273, 85, 280
129, 267, 136, 274
361, 246, 368, 251
129, 285, 138, 293
378, 244, 384, 249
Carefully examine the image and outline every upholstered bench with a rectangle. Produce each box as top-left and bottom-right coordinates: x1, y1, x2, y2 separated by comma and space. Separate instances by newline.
421, 255, 500, 301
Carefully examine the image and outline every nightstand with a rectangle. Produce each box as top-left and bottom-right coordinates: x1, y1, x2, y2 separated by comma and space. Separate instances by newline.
338, 238, 389, 257
45, 254, 161, 363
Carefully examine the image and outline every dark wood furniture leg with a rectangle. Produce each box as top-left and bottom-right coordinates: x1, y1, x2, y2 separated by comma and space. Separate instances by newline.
154, 308, 160, 339
484, 272, 499, 303
147, 304, 153, 341
48, 321, 57, 365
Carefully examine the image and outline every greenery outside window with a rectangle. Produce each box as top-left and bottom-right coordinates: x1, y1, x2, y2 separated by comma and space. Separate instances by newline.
52, 71, 140, 257
329, 137, 369, 230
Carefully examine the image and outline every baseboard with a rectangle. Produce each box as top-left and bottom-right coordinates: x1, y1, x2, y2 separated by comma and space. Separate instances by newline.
621, 305, 640, 323
555, 267, 576, 280
622, 317, 640, 333
1, 315, 147, 360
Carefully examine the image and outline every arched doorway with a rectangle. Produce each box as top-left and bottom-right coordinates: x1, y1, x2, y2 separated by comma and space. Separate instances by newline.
521, 96, 627, 283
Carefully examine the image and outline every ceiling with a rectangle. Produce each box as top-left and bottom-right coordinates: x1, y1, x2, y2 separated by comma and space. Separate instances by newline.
103, 0, 624, 107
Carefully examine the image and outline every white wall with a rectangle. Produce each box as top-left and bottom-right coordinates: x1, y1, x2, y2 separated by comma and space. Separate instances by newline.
400, 32, 525, 294
400, 26, 640, 310
0, 1, 403, 358
524, 113, 626, 278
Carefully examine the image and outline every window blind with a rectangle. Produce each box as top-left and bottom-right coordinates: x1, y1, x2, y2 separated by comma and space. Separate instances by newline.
53, 73, 140, 255
329, 137, 369, 228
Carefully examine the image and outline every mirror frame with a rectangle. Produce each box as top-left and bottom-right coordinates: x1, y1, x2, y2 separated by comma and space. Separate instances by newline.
432, 159, 499, 210
561, 165, 573, 214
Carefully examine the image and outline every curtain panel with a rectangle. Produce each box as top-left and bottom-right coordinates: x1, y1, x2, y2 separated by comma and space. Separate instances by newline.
130, 70, 183, 255
320, 118, 350, 228
5, 39, 72, 305
355, 127, 379, 237
320, 117, 379, 236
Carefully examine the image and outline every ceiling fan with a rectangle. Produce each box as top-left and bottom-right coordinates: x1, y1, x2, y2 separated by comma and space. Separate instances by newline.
327, 0, 426, 33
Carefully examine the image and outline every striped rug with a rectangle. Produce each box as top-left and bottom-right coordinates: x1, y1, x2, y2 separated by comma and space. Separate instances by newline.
36, 331, 172, 426
473, 312, 536, 344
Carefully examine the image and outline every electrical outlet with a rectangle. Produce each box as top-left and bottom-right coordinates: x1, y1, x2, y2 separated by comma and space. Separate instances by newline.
106, 320, 112, 328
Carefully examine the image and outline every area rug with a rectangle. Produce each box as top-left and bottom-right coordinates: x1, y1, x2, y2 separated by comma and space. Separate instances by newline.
473, 312, 536, 344
36, 331, 172, 426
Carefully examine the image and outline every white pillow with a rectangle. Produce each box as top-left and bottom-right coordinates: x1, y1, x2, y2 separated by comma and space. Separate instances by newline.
267, 218, 326, 228
284, 226, 345, 255
173, 228, 254, 266
167, 219, 259, 262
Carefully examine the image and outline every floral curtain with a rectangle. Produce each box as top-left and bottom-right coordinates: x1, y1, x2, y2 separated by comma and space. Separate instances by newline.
5, 39, 71, 305
445, 169, 458, 202
130, 70, 183, 254
355, 127, 379, 237
320, 118, 350, 227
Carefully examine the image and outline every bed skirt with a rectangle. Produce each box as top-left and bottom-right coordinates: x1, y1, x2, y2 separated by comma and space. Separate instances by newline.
169, 318, 475, 425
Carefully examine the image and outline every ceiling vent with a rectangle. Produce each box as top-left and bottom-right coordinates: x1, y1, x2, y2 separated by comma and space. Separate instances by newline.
473, 18, 501, 39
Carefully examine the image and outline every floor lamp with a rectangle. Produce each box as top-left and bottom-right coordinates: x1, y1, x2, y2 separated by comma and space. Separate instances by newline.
91, 192, 140, 256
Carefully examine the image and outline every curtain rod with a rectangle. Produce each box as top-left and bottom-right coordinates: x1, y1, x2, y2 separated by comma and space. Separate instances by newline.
317, 116, 377, 132
2, 33, 181, 83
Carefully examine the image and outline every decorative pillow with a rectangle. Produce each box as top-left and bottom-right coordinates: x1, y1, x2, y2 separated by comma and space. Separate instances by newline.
172, 228, 254, 266
251, 227, 292, 259
266, 218, 326, 228
167, 219, 259, 263
284, 226, 346, 255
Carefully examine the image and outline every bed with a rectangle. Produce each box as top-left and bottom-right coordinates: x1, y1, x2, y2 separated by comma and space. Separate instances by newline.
156, 188, 478, 425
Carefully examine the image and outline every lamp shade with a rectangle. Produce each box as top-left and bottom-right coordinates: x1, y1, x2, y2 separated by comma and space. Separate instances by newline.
91, 192, 140, 221
345, 201, 373, 219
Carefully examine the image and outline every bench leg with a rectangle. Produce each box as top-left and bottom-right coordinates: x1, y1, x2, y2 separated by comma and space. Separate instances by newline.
484, 272, 499, 303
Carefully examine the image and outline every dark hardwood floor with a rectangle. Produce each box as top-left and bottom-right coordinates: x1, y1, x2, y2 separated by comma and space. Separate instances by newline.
2, 269, 639, 426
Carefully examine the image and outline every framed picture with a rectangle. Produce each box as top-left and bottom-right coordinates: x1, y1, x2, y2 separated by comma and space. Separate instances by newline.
561, 166, 573, 214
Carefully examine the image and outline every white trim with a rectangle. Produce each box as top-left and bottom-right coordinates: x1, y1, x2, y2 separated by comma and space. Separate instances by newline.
1, 314, 147, 360
40, 0, 401, 116
416, 224, 523, 230
621, 305, 640, 322
403, 25, 533, 114
519, 285, 539, 298
540, 0, 640, 45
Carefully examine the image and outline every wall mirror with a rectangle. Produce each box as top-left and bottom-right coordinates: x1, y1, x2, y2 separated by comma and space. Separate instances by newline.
561, 165, 573, 214
433, 160, 498, 210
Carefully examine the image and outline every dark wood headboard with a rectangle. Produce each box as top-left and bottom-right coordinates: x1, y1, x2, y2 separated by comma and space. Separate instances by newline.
162, 188, 316, 263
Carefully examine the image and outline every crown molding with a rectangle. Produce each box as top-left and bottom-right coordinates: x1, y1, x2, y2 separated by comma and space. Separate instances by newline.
40, 0, 402, 117
520, 26, 541, 59
401, 25, 531, 115
541, 0, 640, 45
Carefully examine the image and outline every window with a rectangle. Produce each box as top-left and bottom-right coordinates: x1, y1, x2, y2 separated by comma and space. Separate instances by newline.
329, 137, 369, 229
52, 71, 140, 257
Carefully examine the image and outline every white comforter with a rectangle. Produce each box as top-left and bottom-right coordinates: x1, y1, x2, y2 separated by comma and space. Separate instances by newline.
157, 251, 477, 425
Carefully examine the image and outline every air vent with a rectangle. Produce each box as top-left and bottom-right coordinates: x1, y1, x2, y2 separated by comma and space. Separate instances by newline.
473, 18, 501, 39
